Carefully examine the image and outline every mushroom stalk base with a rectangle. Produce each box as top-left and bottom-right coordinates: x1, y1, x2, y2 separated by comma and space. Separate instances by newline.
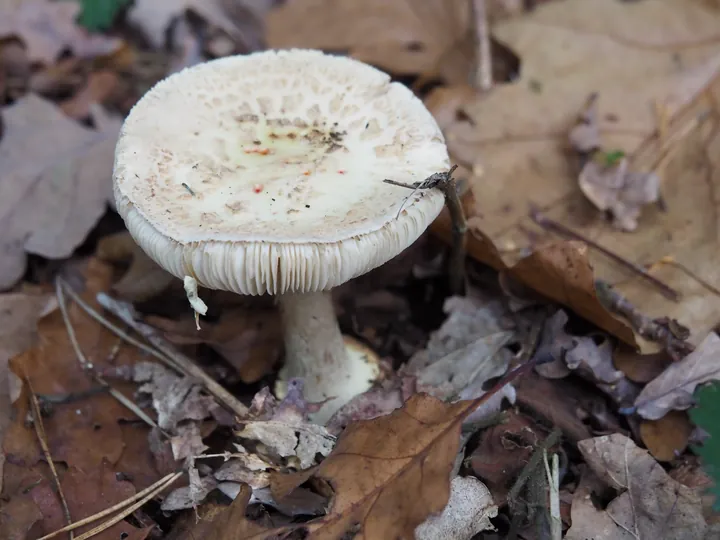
277, 290, 377, 424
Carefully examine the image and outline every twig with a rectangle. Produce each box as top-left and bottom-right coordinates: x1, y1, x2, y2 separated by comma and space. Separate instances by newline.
595, 280, 692, 361
56, 277, 178, 371
27, 379, 74, 539
543, 451, 561, 540
37, 472, 180, 540
73, 471, 182, 540
96, 293, 249, 418
507, 428, 562, 507
55, 279, 159, 429
530, 207, 680, 301
384, 165, 467, 294
470, 0, 492, 91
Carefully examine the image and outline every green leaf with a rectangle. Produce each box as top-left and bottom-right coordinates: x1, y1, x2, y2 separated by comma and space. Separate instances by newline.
76, 0, 131, 32
689, 381, 720, 510
603, 149, 625, 166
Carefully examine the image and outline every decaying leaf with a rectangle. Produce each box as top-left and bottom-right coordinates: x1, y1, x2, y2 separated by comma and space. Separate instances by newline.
469, 410, 547, 502
578, 156, 661, 232
566, 433, 707, 540
146, 304, 282, 384
29, 461, 152, 539
0, 0, 121, 64
162, 467, 217, 512
197, 394, 480, 538
170, 423, 208, 462
640, 410, 694, 462
570, 95, 662, 231
429, 0, 720, 353
613, 346, 672, 384
237, 418, 334, 471
266, 0, 473, 84
0, 292, 56, 477
514, 371, 592, 443
535, 310, 622, 384
406, 295, 517, 420
414, 476, 497, 540
132, 361, 218, 431
129, 0, 275, 51
0, 94, 120, 290
236, 379, 335, 470
5, 260, 146, 472
634, 332, 720, 420
0, 494, 43, 540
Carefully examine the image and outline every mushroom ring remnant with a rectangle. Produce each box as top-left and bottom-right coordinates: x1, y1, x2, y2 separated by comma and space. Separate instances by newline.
112, 49, 450, 423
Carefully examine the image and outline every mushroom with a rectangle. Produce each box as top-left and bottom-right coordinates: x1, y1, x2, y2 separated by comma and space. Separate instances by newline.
112, 49, 450, 423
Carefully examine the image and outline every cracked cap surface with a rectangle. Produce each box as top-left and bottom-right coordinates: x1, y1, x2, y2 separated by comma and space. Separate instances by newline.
113, 49, 450, 295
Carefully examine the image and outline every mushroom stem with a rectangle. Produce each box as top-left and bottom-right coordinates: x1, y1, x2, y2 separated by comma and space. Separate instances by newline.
277, 290, 375, 423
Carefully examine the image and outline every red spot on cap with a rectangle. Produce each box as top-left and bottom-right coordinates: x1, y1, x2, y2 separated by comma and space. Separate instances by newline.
338, 169, 346, 174
253, 184, 263, 193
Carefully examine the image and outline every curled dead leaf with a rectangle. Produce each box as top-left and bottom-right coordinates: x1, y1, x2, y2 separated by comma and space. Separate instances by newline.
640, 410, 693, 462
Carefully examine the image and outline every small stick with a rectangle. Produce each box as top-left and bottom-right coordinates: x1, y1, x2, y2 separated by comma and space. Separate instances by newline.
470, 0, 492, 91
530, 207, 680, 301
96, 293, 249, 418
37, 472, 180, 540
55, 279, 159, 430
181, 183, 195, 196
544, 451, 561, 540
57, 278, 181, 373
384, 165, 467, 293
27, 379, 75, 539
595, 280, 692, 361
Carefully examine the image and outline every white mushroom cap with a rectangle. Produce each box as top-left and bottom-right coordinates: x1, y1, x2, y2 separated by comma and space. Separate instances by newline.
113, 49, 449, 295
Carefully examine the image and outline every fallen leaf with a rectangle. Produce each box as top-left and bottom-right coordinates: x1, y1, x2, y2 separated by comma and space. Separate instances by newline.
129, 0, 275, 51
96, 231, 174, 302
175, 484, 284, 539
0, 292, 55, 492
60, 70, 119, 120
613, 346, 672, 383
0, 494, 43, 540
469, 410, 547, 502
132, 362, 218, 431
0, 0, 121, 64
325, 374, 416, 435
566, 433, 707, 540
406, 295, 517, 419
198, 394, 476, 538
429, 0, 720, 352
635, 332, 720, 420
162, 469, 217, 512
640, 410, 693, 462
30, 461, 151, 539
266, 0, 474, 84
145, 303, 281, 384
414, 475, 497, 540
2, 256, 157, 525
0, 94, 120, 290
535, 310, 623, 384
236, 379, 335, 471
170, 423, 208, 462
578, 155, 661, 232
116, 423, 167, 491
514, 371, 592, 442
